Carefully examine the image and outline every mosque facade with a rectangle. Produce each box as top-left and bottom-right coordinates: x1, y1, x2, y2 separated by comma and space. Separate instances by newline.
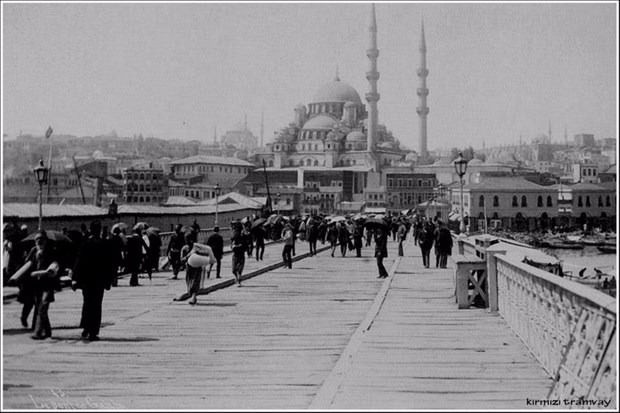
258, 4, 405, 173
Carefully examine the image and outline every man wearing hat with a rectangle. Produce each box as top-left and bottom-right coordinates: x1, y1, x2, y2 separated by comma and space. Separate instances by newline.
206, 226, 224, 279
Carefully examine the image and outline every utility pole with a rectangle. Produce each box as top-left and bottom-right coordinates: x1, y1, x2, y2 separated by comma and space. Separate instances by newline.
72, 155, 86, 204
262, 159, 272, 215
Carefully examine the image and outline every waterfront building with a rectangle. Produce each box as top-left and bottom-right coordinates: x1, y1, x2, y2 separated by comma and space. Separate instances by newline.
451, 176, 616, 232
382, 166, 436, 213
121, 164, 168, 205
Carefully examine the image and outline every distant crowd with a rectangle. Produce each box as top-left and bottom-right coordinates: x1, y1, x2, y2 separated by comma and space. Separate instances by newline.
3, 211, 454, 342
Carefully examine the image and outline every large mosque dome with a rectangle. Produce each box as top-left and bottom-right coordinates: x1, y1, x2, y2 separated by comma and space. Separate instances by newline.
311, 78, 362, 104
302, 114, 338, 130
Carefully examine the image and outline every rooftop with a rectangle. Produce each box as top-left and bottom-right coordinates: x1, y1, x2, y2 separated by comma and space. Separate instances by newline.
169, 155, 253, 167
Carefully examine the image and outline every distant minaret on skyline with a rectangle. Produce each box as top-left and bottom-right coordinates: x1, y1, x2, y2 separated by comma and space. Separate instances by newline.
416, 19, 429, 159
213, 125, 217, 145
548, 120, 552, 142
365, 3, 380, 153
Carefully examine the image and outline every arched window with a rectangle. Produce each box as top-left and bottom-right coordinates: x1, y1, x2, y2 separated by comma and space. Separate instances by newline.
586, 196, 591, 207
521, 196, 527, 207
578, 196, 583, 207
547, 196, 553, 207
146, 196, 150, 203
479, 195, 485, 207
512, 196, 518, 207
537, 196, 543, 207
289, 160, 294, 166
139, 197, 144, 203
606, 196, 611, 207
139, 184, 144, 192
598, 196, 603, 207
269, 160, 274, 167
306, 159, 312, 166
493, 196, 499, 207
314, 160, 319, 166
140, 173, 145, 180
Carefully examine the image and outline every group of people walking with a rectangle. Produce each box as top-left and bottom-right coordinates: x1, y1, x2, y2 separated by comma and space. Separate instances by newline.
3, 212, 455, 341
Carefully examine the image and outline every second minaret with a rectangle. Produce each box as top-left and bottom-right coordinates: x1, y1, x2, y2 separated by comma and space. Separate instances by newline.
366, 3, 380, 153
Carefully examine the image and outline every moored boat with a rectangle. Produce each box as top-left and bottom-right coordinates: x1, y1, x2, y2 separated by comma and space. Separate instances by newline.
597, 246, 616, 254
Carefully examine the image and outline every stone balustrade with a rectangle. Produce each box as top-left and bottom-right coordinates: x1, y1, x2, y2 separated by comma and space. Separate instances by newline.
454, 233, 616, 405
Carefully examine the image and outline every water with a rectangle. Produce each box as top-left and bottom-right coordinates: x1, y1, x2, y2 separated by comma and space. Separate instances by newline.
542, 246, 617, 277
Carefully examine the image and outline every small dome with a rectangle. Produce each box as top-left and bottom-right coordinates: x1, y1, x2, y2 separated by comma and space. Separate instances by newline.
344, 101, 357, 108
92, 150, 104, 159
303, 114, 338, 130
346, 131, 366, 142
312, 79, 362, 104
378, 142, 394, 149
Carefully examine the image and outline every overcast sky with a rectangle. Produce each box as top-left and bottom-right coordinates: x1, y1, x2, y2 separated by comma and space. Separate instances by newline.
2, 1, 617, 152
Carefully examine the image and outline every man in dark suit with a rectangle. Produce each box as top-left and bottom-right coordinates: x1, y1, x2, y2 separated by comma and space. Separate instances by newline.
206, 226, 224, 279
72, 220, 114, 341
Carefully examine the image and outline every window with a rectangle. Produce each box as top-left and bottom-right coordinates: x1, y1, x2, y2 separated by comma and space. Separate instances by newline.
493, 196, 499, 207
512, 196, 518, 207
521, 196, 527, 207
586, 196, 591, 207
578, 196, 583, 207
537, 196, 543, 207
547, 196, 553, 207
606, 196, 611, 207
479, 195, 485, 207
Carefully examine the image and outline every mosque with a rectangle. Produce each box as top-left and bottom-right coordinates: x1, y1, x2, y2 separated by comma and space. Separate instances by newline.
256, 3, 423, 172
244, 4, 430, 214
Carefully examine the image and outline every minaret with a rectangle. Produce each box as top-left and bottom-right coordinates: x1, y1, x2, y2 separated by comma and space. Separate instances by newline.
548, 120, 552, 142
564, 125, 568, 146
416, 19, 429, 159
365, 3, 380, 153
213, 125, 217, 145
244, 113, 248, 131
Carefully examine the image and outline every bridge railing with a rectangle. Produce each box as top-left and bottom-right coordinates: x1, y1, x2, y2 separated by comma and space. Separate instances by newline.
454, 233, 617, 404
492, 252, 616, 403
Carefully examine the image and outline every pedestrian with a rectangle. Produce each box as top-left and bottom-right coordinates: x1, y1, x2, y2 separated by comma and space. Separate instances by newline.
290, 218, 298, 257
4, 223, 34, 328
397, 220, 407, 257
327, 223, 338, 257
125, 228, 144, 287
391, 218, 399, 241
337, 222, 350, 257
281, 223, 294, 269
182, 238, 215, 305
433, 221, 441, 268
253, 223, 266, 261
419, 221, 434, 268
307, 217, 319, 256
72, 220, 114, 341
230, 221, 247, 286
109, 226, 125, 287
167, 225, 185, 280
146, 228, 162, 274
243, 222, 254, 258
437, 221, 453, 268
206, 226, 224, 279
318, 219, 327, 244
365, 227, 374, 247
9, 230, 60, 340
352, 221, 364, 257
374, 226, 389, 279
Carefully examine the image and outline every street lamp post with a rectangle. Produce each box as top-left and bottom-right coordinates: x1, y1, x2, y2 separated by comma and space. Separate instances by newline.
214, 183, 221, 226
275, 193, 280, 215
33, 159, 49, 231
454, 153, 469, 234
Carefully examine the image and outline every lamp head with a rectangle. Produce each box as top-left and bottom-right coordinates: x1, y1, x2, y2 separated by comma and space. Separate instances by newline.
33, 159, 49, 185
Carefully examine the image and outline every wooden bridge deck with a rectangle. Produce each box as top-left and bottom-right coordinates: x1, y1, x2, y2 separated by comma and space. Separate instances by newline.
3, 239, 553, 409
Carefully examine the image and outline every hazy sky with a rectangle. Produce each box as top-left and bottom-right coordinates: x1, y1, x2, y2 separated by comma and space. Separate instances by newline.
2, 1, 617, 152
